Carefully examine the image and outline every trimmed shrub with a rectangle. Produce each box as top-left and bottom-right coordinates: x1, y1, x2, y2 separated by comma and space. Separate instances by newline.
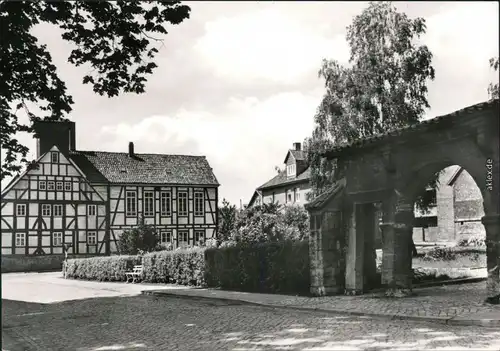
66, 255, 140, 281
141, 247, 206, 286
205, 240, 310, 295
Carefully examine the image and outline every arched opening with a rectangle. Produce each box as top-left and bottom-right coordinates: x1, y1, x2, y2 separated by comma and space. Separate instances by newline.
407, 164, 486, 285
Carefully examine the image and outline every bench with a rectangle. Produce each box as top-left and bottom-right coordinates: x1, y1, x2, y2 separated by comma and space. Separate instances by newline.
125, 265, 143, 283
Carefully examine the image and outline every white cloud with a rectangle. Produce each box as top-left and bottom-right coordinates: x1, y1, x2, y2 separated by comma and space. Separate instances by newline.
99, 90, 321, 205
193, 8, 350, 84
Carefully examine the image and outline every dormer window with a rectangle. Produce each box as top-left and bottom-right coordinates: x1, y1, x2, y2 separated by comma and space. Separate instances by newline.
287, 164, 296, 177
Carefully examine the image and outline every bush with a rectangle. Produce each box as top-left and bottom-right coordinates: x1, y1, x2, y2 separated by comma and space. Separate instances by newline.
65, 255, 141, 281
422, 247, 458, 261
205, 240, 310, 295
457, 235, 486, 247
118, 218, 159, 255
142, 247, 206, 286
421, 246, 486, 262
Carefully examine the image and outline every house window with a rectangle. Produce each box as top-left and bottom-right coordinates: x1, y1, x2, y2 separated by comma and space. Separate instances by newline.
160, 231, 172, 244
286, 190, 292, 203
143, 191, 154, 217
194, 191, 204, 216
125, 191, 137, 216
194, 231, 204, 246
88, 205, 96, 216
16, 204, 26, 216
56, 181, 63, 191
178, 192, 188, 216
160, 191, 171, 216
53, 232, 63, 246
15, 233, 25, 246
39, 181, 46, 190
54, 204, 63, 217
41, 204, 51, 216
287, 164, 296, 177
272, 192, 275, 203
47, 181, 55, 190
51, 152, 59, 163
64, 182, 72, 191
87, 232, 97, 245
178, 231, 189, 246
294, 188, 300, 202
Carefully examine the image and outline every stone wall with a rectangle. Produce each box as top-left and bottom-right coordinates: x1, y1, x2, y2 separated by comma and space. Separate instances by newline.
1, 254, 100, 273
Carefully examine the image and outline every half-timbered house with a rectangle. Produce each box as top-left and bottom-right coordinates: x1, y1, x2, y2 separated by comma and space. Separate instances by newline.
1, 120, 219, 257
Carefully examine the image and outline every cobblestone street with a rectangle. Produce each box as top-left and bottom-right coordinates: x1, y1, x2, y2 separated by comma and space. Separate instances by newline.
3, 294, 500, 351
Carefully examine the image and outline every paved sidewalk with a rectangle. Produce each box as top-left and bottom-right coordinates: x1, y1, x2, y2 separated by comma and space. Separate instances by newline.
142, 282, 500, 328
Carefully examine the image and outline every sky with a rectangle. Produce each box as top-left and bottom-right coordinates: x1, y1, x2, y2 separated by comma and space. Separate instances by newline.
2, 1, 499, 206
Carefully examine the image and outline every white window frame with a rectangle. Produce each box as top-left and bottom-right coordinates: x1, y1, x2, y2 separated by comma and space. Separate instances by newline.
160, 231, 172, 244
16, 204, 26, 216
178, 192, 188, 217
53, 232, 63, 246
53, 204, 63, 217
287, 164, 296, 177
47, 181, 55, 190
143, 191, 155, 217
160, 191, 171, 216
51, 152, 59, 163
194, 191, 204, 216
15, 233, 25, 247
39, 181, 46, 190
88, 205, 97, 216
178, 231, 189, 246
194, 231, 204, 245
125, 191, 137, 216
87, 231, 97, 245
41, 204, 51, 216
56, 181, 63, 191
64, 181, 72, 191
294, 188, 300, 202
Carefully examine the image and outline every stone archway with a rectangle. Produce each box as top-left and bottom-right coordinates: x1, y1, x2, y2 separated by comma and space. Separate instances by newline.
307, 99, 500, 303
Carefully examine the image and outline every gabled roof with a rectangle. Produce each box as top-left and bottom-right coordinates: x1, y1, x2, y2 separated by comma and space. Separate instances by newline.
447, 166, 464, 186
323, 99, 499, 159
69, 150, 219, 186
257, 167, 311, 191
283, 149, 306, 164
247, 190, 262, 207
305, 178, 346, 211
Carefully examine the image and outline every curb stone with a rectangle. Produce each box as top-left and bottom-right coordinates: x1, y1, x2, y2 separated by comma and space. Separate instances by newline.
141, 290, 500, 328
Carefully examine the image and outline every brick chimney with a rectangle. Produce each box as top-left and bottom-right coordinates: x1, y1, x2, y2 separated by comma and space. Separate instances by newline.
128, 142, 135, 157
293, 142, 301, 151
33, 120, 76, 158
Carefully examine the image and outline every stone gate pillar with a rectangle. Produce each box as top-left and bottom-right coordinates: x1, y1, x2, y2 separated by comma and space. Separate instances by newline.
482, 214, 500, 304
309, 211, 345, 296
380, 193, 413, 296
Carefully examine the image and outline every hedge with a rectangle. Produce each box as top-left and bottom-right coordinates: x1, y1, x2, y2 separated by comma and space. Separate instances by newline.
204, 240, 310, 295
65, 248, 206, 287
142, 247, 205, 286
66, 241, 311, 295
65, 255, 141, 281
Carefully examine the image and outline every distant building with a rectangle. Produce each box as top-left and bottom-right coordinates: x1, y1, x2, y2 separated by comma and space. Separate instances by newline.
413, 165, 484, 244
1, 120, 220, 256
248, 142, 311, 208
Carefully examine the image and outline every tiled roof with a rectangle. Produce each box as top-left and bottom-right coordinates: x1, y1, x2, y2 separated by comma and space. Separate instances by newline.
69, 150, 219, 186
323, 99, 499, 159
304, 178, 346, 211
284, 150, 306, 163
257, 167, 311, 191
